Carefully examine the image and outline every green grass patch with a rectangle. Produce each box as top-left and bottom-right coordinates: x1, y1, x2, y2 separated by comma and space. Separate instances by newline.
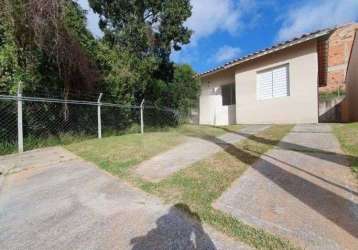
139, 125, 295, 250
0, 124, 240, 156
67, 124, 297, 249
66, 131, 186, 176
0, 133, 94, 156
319, 89, 345, 102
66, 124, 241, 176
333, 123, 358, 178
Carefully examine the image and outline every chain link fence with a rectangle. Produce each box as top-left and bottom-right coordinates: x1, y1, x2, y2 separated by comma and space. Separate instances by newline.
0, 99, 17, 154
0, 94, 181, 155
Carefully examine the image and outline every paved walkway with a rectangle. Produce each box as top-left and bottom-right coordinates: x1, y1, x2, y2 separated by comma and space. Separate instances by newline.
134, 125, 270, 182
0, 147, 251, 250
213, 124, 358, 250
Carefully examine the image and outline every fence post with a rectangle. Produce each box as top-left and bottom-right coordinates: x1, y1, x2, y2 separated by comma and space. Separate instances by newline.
140, 99, 145, 135
97, 93, 103, 139
17, 82, 23, 153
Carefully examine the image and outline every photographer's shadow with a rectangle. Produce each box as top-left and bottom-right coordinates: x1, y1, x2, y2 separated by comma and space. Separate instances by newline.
130, 204, 217, 250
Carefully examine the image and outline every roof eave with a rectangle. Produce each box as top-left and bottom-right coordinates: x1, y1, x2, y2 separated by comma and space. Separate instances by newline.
199, 29, 333, 78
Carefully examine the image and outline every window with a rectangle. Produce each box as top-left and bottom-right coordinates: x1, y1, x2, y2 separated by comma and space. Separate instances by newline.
257, 64, 289, 100
222, 83, 236, 106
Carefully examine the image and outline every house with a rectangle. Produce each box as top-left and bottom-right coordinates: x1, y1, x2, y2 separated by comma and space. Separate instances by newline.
198, 23, 358, 125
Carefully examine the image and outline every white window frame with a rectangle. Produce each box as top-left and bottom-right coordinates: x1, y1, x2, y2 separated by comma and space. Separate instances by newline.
256, 64, 290, 100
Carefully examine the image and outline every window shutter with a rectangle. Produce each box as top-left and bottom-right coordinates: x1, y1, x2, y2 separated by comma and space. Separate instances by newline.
257, 71, 273, 100
257, 64, 289, 100
272, 65, 289, 98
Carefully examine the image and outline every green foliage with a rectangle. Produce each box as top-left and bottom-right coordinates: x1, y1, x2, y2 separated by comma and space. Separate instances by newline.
89, 0, 192, 55
0, 132, 96, 156
171, 64, 200, 116
0, 42, 25, 93
0, 0, 101, 96
0, 0, 200, 150
96, 43, 153, 104
0, 10, 35, 93
89, 0, 196, 111
0, 0, 198, 111
0, 1, 104, 152
319, 87, 346, 102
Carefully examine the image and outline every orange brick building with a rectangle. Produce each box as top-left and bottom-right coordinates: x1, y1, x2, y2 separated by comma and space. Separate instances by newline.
318, 23, 358, 93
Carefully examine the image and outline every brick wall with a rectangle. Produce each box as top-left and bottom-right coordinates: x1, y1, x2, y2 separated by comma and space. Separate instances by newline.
319, 23, 358, 93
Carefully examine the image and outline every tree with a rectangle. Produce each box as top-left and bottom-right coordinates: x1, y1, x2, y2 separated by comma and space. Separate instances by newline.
0, 0, 100, 98
89, 0, 192, 55
0, 0, 103, 131
0, 0, 199, 136
89, 0, 193, 104
170, 64, 199, 117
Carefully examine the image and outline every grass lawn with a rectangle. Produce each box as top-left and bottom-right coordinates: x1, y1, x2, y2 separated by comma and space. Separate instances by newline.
318, 89, 345, 102
0, 133, 95, 156
65, 124, 242, 176
0, 124, 240, 156
67, 124, 296, 250
333, 123, 358, 178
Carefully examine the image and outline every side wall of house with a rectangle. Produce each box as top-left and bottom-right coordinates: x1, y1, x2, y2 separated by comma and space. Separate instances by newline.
199, 70, 236, 125
345, 31, 358, 121
235, 40, 319, 124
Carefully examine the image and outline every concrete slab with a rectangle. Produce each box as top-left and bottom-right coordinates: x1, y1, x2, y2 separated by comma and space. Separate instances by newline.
0, 148, 251, 250
214, 124, 358, 250
134, 125, 270, 182
0, 146, 78, 175
278, 124, 343, 153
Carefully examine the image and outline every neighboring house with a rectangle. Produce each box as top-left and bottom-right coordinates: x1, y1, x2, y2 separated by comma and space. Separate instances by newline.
198, 23, 358, 125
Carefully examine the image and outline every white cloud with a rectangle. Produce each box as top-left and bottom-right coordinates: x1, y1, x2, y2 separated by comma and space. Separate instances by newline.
173, 0, 265, 69
76, 0, 103, 38
214, 46, 241, 63
78, 0, 252, 42
277, 0, 358, 41
186, 0, 244, 45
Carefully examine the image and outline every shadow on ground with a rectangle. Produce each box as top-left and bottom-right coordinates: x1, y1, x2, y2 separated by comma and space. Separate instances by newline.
130, 203, 217, 250
186, 127, 358, 240
222, 127, 357, 167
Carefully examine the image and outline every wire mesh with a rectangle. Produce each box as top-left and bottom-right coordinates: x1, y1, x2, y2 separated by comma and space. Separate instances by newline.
0, 99, 18, 154
101, 105, 141, 135
0, 95, 184, 155
22, 100, 98, 139
143, 105, 180, 130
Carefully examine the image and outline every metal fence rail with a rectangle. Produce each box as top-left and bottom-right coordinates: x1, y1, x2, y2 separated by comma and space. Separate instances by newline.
0, 93, 180, 154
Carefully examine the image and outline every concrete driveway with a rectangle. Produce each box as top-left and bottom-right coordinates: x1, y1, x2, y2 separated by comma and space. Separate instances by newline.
214, 124, 358, 249
0, 147, 249, 250
134, 125, 270, 182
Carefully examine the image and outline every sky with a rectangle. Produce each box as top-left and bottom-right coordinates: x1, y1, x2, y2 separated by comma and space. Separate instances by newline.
77, 0, 358, 74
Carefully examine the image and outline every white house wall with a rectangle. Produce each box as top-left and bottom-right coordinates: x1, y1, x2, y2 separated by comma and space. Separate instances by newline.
234, 40, 319, 124
200, 70, 236, 125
